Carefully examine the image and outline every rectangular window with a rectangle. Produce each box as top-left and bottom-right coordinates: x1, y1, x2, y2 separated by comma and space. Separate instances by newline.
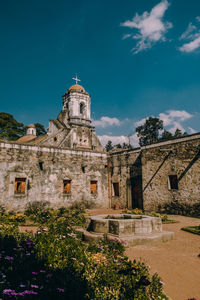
14, 178, 26, 194
63, 180, 71, 194
90, 181, 97, 194
168, 175, 178, 190
113, 182, 119, 196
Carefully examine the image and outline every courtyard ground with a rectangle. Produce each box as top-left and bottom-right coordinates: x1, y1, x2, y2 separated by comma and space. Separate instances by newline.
88, 210, 200, 300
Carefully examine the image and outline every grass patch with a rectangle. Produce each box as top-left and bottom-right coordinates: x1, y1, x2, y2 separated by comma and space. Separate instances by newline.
181, 225, 200, 235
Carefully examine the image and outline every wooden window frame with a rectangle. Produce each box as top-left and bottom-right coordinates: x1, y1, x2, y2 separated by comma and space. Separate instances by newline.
63, 179, 71, 195
14, 178, 26, 195
168, 175, 178, 190
90, 180, 98, 195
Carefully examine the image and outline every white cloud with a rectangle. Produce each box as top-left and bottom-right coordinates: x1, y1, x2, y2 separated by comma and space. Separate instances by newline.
134, 110, 193, 134
179, 17, 200, 53
188, 127, 197, 134
98, 133, 139, 147
159, 110, 193, 133
122, 33, 132, 40
134, 117, 148, 127
179, 37, 200, 53
196, 16, 200, 22
92, 116, 120, 128
121, 0, 172, 54
179, 22, 197, 40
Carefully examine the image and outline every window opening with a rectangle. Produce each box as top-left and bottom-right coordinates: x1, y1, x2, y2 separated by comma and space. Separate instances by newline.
15, 178, 26, 194
63, 180, 71, 194
113, 182, 119, 197
168, 175, 178, 190
39, 161, 43, 171
81, 166, 85, 173
80, 103, 84, 114
90, 181, 97, 194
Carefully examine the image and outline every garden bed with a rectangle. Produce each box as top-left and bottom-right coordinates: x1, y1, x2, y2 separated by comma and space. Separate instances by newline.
0, 203, 168, 299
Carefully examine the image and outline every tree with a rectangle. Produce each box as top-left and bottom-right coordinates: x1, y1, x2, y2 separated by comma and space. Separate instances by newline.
0, 112, 25, 141
161, 130, 173, 141
105, 140, 114, 152
122, 142, 132, 149
34, 123, 47, 136
115, 143, 122, 149
174, 128, 187, 138
136, 117, 163, 146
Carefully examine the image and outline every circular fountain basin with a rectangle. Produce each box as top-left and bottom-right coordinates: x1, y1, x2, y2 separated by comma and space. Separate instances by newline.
87, 214, 162, 237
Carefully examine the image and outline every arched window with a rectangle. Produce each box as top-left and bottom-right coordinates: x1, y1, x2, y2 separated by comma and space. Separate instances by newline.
80, 103, 85, 114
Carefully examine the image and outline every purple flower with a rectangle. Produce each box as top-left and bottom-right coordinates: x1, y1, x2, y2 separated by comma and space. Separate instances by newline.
57, 288, 65, 293
3, 289, 15, 295
26, 253, 31, 256
6, 256, 14, 260
32, 271, 38, 275
47, 274, 52, 278
31, 284, 39, 289
23, 290, 38, 295
10, 292, 18, 296
40, 270, 45, 273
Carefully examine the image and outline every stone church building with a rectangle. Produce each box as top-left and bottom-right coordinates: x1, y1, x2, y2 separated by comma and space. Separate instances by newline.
0, 82, 200, 211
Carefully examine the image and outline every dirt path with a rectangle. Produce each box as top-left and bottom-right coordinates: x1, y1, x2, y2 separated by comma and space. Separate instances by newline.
125, 215, 200, 300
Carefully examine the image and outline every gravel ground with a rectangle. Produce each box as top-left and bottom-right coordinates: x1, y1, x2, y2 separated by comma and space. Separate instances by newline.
125, 215, 200, 300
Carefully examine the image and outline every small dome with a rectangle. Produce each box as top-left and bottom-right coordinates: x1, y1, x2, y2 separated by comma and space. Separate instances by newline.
68, 84, 85, 92
28, 124, 35, 128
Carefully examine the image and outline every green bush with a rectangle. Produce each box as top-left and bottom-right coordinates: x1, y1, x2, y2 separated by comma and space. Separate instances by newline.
162, 201, 200, 218
24, 201, 52, 224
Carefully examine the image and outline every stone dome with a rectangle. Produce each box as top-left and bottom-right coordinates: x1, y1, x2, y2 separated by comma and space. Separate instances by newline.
68, 84, 85, 92
28, 124, 35, 128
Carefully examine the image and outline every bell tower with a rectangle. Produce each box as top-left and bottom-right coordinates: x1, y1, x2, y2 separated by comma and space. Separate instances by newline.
62, 76, 91, 127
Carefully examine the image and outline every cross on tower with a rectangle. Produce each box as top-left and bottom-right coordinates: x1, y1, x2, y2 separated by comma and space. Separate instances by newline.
72, 75, 81, 85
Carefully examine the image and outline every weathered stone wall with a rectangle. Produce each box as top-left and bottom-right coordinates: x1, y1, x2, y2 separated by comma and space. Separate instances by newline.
109, 149, 142, 209
110, 134, 200, 211
141, 135, 200, 211
0, 141, 108, 211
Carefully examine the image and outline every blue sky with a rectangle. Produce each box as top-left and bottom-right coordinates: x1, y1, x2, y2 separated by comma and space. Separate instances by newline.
0, 0, 200, 146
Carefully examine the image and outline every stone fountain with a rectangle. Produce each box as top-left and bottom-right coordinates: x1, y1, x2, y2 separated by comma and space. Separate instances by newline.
80, 214, 174, 246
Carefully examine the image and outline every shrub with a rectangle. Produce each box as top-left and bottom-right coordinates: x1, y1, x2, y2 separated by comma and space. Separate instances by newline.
24, 201, 51, 224
162, 201, 200, 218
0, 204, 5, 215
69, 199, 96, 210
